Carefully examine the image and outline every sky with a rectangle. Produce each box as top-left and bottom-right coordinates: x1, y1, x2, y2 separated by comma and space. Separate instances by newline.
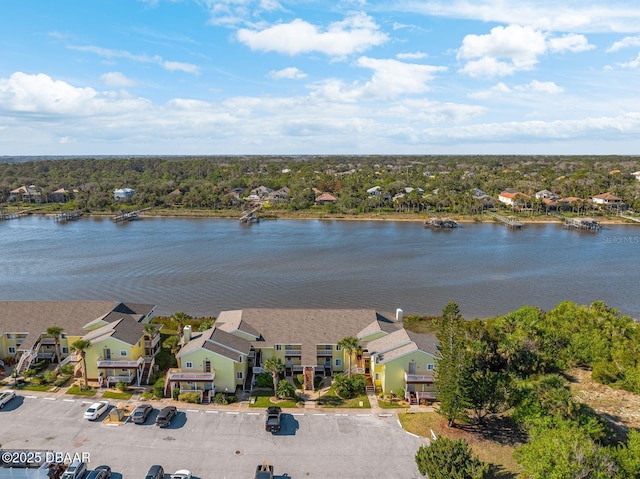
1, 1, 640, 156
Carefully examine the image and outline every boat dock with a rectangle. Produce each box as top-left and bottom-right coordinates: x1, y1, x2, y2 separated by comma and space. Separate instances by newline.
55, 211, 83, 222
619, 213, 640, 224
425, 212, 458, 228
113, 207, 152, 223
485, 211, 523, 229
551, 213, 601, 231
239, 204, 262, 223
0, 208, 31, 221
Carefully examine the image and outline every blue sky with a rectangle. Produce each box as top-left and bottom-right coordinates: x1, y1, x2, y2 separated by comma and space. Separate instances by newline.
1, 1, 640, 155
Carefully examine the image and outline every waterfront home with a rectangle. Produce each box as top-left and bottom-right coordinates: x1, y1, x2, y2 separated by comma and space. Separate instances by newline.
50, 188, 76, 203
0, 301, 157, 385
535, 190, 558, 200
169, 308, 439, 402
9, 185, 42, 203
315, 192, 337, 206
113, 188, 135, 201
592, 193, 626, 210
250, 186, 273, 199
498, 190, 530, 206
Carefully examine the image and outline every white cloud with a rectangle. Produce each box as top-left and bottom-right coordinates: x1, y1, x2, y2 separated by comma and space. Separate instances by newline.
392, 1, 640, 33
519, 80, 564, 93
69, 45, 200, 74
200, 0, 285, 27
396, 51, 428, 60
548, 34, 594, 53
268, 67, 307, 79
101, 72, 136, 88
607, 35, 640, 52
458, 25, 547, 77
620, 52, 640, 68
468, 82, 512, 99
236, 13, 388, 57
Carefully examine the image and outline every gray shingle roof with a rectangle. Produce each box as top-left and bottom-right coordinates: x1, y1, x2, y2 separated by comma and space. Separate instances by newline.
0, 301, 155, 351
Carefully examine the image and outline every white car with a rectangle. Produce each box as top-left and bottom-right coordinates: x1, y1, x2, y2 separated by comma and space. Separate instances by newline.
0, 389, 16, 408
171, 470, 192, 479
84, 401, 109, 420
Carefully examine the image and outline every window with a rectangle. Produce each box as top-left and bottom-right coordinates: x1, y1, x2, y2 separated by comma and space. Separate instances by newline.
336, 345, 341, 351
375, 373, 379, 380
335, 358, 342, 367
236, 372, 243, 379
427, 363, 435, 371
62, 347, 68, 354
121, 369, 127, 373
120, 350, 127, 357
185, 361, 193, 369
275, 345, 282, 351
238, 356, 242, 363
8, 346, 16, 354
6, 333, 13, 339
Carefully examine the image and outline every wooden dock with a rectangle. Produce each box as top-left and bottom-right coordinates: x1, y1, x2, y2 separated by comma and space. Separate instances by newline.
239, 204, 262, 223
424, 212, 458, 228
55, 211, 83, 222
485, 211, 523, 228
619, 213, 640, 224
0, 208, 30, 221
551, 212, 600, 231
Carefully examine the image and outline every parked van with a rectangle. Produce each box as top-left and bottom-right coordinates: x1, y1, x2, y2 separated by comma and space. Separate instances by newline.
61, 460, 88, 479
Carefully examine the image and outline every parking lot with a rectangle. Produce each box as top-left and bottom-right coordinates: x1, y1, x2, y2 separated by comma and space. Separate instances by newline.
0, 393, 426, 478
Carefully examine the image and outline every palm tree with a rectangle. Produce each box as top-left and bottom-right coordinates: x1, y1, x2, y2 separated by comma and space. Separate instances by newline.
263, 356, 285, 396
46, 326, 63, 371
143, 323, 157, 356
70, 339, 91, 388
171, 312, 192, 340
338, 336, 360, 377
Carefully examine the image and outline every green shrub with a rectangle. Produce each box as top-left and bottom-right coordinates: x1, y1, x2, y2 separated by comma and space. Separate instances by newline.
116, 381, 129, 392
33, 359, 49, 372
43, 370, 57, 384
213, 392, 228, 405
277, 380, 296, 399
152, 377, 166, 398
54, 374, 71, 387
23, 369, 37, 378
333, 374, 366, 399
255, 372, 273, 388
178, 392, 201, 403
172, 388, 180, 400
60, 364, 74, 375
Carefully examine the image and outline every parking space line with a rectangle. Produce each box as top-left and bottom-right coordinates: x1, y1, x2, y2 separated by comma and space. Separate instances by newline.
378, 413, 393, 417
205, 410, 219, 414
335, 413, 349, 416
292, 413, 305, 416
25, 395, 38, 399
226, 411, 240, 415
313, 413, 326, 416
63, 399, 75, 402
356, 413, 371, 417
246, 412, 260, 415
186, 409, 199, 412
82, 401, 94, 405
43, 397, 56, 401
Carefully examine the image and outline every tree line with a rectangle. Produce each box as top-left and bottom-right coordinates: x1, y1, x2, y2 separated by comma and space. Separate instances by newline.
1, 155, 639, 214
415, 300, 640, 478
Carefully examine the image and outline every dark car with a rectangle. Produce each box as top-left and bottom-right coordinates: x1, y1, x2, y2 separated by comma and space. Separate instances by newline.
131, 404, 153, 424
85, 470, 108, 479
155, 406, 177, 427
254, 463, 274, 479
94, 466, 111, 479
265, 406, 281, 433
145, 465, 164, 479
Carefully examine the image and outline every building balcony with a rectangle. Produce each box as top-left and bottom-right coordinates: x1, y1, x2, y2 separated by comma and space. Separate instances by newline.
316, 350, 333, 357
285, 349, 302, 356
97, 356, 145, 369
404, 371, 435, 383
167, 369, 215, 382
144, 334, 161, 349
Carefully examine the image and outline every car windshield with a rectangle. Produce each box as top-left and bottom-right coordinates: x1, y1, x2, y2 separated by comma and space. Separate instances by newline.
87, 408, 96, 413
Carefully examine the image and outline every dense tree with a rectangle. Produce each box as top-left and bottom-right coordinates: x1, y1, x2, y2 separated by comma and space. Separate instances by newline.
435, 301, 470, 427
415, 437, 490, 479
70, 339, 91, 388
337, 336, 361, 377
46, 325, 63, 371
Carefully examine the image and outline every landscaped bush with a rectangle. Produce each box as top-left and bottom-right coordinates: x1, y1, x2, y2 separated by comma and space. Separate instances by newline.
333, 374, 366, 399
60, 364, 74, 375
276, 380, 296, 399
43, 370, 57, 384
116, 381, 128, 392
178, 392, 201, 403
152, 377, 165, 398
213, 392, 229, 405
255, 372, 273, 388
33, 359, 49, 372
54, 374, 71, 387
23, 369, 37, 378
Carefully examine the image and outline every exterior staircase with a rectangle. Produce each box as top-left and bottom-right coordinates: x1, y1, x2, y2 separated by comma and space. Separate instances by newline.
365, 373, 375, 393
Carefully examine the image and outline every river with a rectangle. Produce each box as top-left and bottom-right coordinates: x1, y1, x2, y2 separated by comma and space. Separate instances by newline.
0, 215, 638, 319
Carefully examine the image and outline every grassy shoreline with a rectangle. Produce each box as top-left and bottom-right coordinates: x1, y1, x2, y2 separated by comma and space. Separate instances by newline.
32, 206, 637, 225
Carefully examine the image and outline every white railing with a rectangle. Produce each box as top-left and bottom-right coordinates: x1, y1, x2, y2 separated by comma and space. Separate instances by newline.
253, 366, 265, 374
405, 371, 435, 383
316, 350, 333, 357
60, 354, 80, 367
167, 370, 215, 382
97, 356, 145, 369
285, 349, 302, 356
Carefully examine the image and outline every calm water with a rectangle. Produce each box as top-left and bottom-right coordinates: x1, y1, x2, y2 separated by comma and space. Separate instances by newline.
0, 216, 638, 319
